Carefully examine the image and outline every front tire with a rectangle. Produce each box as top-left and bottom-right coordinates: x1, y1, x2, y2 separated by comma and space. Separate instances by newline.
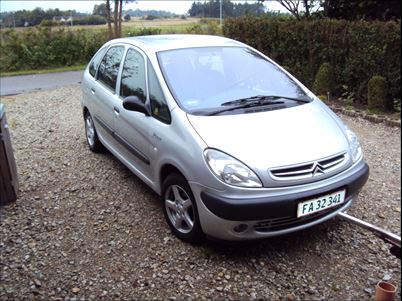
162, 173, 204, 243
84, 112, 103, 153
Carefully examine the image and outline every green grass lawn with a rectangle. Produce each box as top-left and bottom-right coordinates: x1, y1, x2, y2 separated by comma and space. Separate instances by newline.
1, 64, 85, 77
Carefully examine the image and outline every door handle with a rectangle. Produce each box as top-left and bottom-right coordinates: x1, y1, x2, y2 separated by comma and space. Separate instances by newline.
113, 106, 120, 115
90, 88, 96, 94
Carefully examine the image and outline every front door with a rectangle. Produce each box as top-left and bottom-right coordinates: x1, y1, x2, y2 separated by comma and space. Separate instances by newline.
114, 47, 154, 182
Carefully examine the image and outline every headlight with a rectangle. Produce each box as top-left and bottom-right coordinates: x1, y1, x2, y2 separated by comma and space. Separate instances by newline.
204, 149, 262, 188
345, 127, 362, 162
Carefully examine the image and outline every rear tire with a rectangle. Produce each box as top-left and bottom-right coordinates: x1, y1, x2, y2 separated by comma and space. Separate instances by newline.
162, 173, 204, 243
84, 112, 104, 153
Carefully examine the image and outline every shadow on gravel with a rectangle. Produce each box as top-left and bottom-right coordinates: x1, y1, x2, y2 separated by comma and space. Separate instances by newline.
99, 148, 160, 199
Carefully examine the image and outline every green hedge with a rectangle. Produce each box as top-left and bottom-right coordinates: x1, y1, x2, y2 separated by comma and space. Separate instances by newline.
0, 26, 168, 73
73, 16, 107, 26
223, 18, 401, 109
0, 27, 108, 71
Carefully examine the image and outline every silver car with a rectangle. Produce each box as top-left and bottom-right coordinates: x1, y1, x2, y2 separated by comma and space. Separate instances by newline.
81, 35, 369, 243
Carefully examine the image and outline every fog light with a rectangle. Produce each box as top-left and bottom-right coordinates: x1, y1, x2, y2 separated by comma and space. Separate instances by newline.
233, 224, 248, 233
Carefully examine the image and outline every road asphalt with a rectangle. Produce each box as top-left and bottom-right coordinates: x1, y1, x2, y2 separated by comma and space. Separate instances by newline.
0, 70, 83, 96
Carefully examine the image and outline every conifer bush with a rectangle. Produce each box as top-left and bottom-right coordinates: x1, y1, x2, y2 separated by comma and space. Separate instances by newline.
368, 76, 388, 111
313, 63, 334, 96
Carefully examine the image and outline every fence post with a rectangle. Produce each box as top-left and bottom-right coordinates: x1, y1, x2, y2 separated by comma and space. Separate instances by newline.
0, 103, 19, 203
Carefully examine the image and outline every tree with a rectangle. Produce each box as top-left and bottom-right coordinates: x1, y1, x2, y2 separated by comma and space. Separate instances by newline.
93, 3, 107, 17
29, 7, 46, 25
275, 0, 323, 19
106, 0, 113, 39
322, 0, 401, 21
188, 0, 264, 18
124, 14, 131, 21
105, 0, 131, 39
113, 0, 123, 38
0, 7, 86, 28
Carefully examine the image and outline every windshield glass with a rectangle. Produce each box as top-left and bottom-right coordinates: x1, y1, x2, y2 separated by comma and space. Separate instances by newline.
157, 47, 308, 113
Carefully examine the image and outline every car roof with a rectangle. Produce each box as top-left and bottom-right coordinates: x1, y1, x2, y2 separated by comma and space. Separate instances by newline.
111, 34, 245, 52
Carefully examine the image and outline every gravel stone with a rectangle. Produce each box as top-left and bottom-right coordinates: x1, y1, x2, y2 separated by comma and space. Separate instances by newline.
383, 274, 392, 282
0, 85, 400, 300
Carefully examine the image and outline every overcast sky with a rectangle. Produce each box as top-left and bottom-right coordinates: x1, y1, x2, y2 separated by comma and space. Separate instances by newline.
0, 0, 287, 15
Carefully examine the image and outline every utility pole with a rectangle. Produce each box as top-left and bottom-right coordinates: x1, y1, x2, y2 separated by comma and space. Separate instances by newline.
69, 1, 73, 27
219, 0, 222, 26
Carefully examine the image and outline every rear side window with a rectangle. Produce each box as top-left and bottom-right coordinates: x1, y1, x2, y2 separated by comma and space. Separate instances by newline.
97, 46, 125, 91
120, 48, 147, 102
89, 47, 106, 77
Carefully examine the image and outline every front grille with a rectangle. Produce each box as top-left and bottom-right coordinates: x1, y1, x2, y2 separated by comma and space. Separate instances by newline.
253, 203, 343, 232
270, 153, 346, 181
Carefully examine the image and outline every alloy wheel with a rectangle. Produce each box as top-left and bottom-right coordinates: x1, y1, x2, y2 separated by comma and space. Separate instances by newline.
85, 115, 95, 147
164, 185, 195, 234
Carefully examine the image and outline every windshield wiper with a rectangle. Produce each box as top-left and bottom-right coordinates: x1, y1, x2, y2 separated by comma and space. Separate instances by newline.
206, 98, 284, 116
203, 94, 310, 116
221, 95, 311, 106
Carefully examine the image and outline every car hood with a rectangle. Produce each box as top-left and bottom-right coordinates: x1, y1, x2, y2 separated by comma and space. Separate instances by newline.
187, 101, 350, 172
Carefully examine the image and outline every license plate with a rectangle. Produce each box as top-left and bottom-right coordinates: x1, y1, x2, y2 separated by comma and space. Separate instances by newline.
297, 190, 346, 218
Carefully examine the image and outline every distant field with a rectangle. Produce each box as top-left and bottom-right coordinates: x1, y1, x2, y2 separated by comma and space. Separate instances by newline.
0, 17, 203, 34
123, 17, 203, 34
124, 17, 202, 28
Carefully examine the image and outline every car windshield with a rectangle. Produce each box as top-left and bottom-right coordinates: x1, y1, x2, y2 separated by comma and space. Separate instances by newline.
157, 46, 309, 114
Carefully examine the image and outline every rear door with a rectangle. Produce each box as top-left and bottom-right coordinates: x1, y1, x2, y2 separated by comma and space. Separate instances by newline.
92, 45, 125, 144
82, 46, 107, 115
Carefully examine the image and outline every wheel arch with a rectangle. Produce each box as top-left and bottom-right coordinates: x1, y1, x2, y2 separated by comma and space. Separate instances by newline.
83, 106, 89, 118
159, 163, 187, 189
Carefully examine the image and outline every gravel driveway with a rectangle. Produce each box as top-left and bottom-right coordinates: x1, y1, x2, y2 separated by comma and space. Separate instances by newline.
1, 85, 400, 300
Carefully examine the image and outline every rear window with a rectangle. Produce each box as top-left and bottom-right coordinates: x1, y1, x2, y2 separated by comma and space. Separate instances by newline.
97, 46, 125, 91
89, 47, 106, 77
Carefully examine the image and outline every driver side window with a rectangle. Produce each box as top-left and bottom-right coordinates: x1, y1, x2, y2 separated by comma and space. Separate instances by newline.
148, 62, 171, 124
120, 48, 147, 102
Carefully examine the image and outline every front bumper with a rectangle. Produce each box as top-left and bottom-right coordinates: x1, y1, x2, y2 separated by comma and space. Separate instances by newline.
193, 162, 369, 240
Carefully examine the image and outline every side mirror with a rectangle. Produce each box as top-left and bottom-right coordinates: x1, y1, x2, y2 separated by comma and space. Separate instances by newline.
123, 96, 150, 116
